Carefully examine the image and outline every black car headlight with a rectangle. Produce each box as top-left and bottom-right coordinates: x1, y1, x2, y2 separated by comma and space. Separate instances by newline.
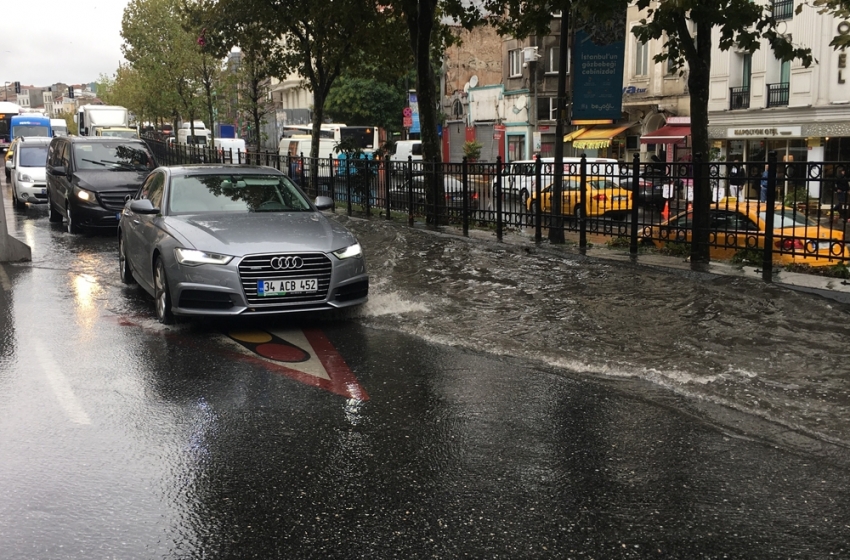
174, 248, 233, 266
332, 243, 362, 259
74, 185, 96, 202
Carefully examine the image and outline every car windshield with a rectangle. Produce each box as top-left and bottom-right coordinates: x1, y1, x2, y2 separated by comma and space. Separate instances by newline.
19, 146, 48, 167
759, 209, 816, 228
74, 143, 153, 171
168, 174, 312, 214
15, 125, 49, 137
101, 130, 137, 139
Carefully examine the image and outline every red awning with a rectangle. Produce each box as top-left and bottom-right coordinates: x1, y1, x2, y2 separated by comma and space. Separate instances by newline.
640, 125, 690, 144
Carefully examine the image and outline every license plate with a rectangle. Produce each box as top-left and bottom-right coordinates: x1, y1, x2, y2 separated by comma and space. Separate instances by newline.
257, 278, 317, 296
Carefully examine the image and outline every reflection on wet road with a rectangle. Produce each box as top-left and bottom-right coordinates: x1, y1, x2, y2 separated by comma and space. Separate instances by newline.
1, 188, 849, 558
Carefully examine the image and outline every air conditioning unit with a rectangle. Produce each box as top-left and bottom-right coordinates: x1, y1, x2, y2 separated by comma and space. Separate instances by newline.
523, 47, 540, 62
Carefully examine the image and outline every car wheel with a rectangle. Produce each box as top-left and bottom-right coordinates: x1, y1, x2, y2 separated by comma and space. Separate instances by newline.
48, 199, 63, 222
66, 203, 81, 234
154, 256, 174, 324
118, 235, 135, 285
12, 183, 24, 209
574, 206, 584, 221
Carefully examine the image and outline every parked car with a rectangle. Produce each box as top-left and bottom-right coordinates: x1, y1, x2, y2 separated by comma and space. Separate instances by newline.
46, 136, 156, 233
389, 175, 480, 213
8, 136, 51, 208
644, 200, 850, 267
526, 176, 632, 220
4, 137, 18, 180
494, 157, 621, 207
118, 165, 369, 324
618, 166, 670, 208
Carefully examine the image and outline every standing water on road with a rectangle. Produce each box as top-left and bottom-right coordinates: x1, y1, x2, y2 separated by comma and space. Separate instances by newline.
336, 216, 850, 449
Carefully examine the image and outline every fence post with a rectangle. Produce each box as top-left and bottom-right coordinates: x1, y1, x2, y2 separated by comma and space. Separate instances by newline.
407, 156, 414, 227
462, 157, 469, 236
365, 158, 372, 218
496, 156, 503, 242
579, 154, 587, 253
629, 153, 641, 257
345, 155, 352, 217
762, 151, 778, 282
384, 158, 391, 220
535, 156, 542, 243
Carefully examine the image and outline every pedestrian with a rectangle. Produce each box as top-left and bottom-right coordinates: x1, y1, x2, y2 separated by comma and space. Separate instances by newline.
760, 165, 769, 202
729, 159, 745, 200
833, 167, 849, 222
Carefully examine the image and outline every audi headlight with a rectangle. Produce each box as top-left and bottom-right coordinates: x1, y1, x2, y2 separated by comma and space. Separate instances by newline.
17, 172, 33, 183
74, 185, 95, 202
332, 243, 362, 259
174, 248, 233, 266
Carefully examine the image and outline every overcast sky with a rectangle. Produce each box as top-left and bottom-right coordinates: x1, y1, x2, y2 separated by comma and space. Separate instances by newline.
2, 0, 132, 88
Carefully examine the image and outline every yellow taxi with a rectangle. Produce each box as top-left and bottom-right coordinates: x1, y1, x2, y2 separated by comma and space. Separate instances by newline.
4, 138, 19, 180
647, 198, 850, 267
526, 176, 632, 220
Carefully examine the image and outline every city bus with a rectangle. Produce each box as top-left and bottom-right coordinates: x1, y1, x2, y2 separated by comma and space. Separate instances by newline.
281, 123, 345, 140
0, 101, 22, 154
10, 114, 51, 140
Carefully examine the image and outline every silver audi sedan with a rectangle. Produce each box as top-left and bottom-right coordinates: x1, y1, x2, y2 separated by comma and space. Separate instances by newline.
118, 165, 368, 323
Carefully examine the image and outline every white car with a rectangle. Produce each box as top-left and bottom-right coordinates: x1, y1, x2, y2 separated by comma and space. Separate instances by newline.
493, 157, 622, 206
8, 136, 51, 208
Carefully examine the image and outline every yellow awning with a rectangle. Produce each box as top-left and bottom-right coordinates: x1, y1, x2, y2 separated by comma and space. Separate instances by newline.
562, 127, 587, 142
572, 125, 632, 149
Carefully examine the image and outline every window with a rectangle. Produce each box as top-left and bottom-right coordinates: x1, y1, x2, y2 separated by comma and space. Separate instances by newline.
780, 59, 790, 85
140, 172, 165, 208
546, 46, 569, 74
772, 0, 793, 20
537, 97, 558, 121
635, 40, 649, 76
509, 49, 522, 77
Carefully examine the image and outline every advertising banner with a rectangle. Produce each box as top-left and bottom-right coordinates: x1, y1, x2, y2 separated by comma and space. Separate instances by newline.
572, 30, 625, 121
408, 93, 421, 134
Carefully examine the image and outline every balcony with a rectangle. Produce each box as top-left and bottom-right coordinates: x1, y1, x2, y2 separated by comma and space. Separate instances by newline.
766, 83, 789, 108
772, 0, 794, 21
729, 86, 750, 110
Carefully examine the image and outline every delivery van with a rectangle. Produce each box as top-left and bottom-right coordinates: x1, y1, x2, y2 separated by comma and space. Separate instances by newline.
279, 135, 340, 185
214, 137, 247, 163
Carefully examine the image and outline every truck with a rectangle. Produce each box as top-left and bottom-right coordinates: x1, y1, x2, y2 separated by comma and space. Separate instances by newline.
77, 105, 130, 136
177, 121, 210, 145
0, 101, 22, 154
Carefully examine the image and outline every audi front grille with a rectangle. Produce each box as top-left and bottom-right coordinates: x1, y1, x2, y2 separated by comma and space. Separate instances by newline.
238, 252, 333, 306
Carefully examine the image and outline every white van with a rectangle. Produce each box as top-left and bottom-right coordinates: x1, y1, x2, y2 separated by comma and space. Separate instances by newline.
390, 140, 422, 163
50, 118, 68, 137
177, 121, 210, 145
214, 137, 247, 163
279, 135, 340, 183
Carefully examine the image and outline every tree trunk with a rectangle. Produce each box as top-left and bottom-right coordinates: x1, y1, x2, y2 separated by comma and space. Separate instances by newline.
687, 20, 712, 266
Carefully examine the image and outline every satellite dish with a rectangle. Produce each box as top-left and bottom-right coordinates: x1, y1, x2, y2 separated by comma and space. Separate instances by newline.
463, 82, 470, 93
469, 75, 479, 88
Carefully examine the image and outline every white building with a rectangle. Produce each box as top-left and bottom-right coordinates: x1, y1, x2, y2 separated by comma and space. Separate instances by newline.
708, 0, 850, 195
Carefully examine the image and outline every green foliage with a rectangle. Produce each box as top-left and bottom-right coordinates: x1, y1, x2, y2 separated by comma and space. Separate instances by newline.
660, 241, 691, 257
731, 248, 763, 265
325, 76, 407, 132
463, 140, 483, 161
784, 262, 850, 279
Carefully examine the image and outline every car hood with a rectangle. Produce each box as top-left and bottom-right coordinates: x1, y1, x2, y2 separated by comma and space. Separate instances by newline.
74, 169, 149, 191
162, 211, 358, 256
19, 166, 46, 181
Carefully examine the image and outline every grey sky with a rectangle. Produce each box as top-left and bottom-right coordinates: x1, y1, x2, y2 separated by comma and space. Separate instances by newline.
2, 0, 132, 88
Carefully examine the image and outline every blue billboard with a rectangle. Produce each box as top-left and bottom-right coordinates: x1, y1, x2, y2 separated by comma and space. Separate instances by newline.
572, 30, 625, 121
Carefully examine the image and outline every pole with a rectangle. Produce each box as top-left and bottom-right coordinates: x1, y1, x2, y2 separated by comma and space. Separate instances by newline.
549, 6, 571, 243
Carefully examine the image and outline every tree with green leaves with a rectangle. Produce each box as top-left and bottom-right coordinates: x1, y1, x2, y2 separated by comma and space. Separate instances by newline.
631, 0, 813, 265
325, 74, 410, 134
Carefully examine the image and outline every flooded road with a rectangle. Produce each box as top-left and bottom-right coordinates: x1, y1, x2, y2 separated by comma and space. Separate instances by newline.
2, 186, 850, 558
336, 215, 850, 450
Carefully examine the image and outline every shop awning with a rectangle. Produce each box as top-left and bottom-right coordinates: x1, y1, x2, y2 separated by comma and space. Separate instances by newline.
640, 125, 690, 144
562, 128, 587, 142
572, 125, 631, 149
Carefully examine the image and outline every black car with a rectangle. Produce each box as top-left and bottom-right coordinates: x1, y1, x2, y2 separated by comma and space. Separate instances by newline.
46, 136, 156, 233
619, 166, 669, 208
389, 175, 480, 213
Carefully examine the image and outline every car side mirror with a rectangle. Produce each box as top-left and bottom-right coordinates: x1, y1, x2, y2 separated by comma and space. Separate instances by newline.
314, 196, 334, 211
129, 199, 159, 215
49, 165, 66, 176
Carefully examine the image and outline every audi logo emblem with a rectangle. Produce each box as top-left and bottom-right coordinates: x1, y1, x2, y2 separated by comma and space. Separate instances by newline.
270, 256, 304, 270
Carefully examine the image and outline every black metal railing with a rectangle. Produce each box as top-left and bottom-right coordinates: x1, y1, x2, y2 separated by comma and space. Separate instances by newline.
767, 82, 790, 107
729, 86, 750, 110
142, 136, 850, 280
772, 0, 794, 20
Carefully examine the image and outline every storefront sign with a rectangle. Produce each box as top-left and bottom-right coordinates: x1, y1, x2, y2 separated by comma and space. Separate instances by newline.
727, 126, 801, 138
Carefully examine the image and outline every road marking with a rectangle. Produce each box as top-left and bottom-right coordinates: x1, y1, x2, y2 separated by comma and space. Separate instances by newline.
32, 339, 92, 425
0, 265, 11, 292
223, 328, 369, 400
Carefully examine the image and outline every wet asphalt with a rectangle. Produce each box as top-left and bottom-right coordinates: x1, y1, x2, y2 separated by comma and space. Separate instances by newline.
1, 183, 849, 559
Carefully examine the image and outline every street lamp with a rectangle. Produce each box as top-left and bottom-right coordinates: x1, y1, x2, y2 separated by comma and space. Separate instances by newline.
3, 82, 9, 102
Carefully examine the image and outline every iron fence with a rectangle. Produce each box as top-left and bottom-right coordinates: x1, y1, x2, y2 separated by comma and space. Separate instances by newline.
143, 137, 850, 279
